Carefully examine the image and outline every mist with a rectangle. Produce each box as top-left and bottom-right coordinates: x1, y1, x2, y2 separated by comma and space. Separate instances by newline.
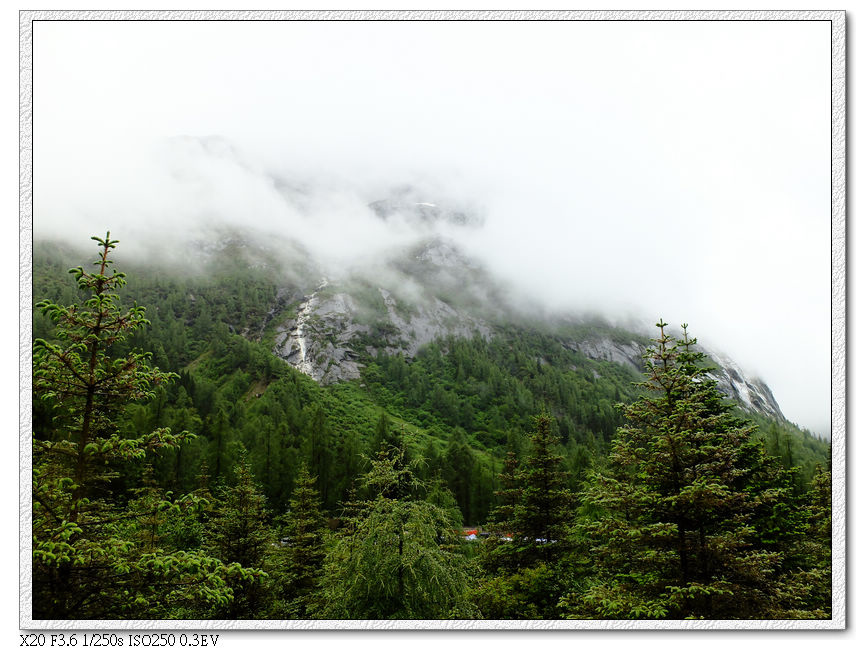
31, 19, 831, 436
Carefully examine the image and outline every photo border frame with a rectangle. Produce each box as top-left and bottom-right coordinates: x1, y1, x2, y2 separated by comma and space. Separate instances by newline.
18, 8, 847, 631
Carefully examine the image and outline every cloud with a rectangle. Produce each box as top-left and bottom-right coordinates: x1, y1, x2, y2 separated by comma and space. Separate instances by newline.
31, 19, 832, 436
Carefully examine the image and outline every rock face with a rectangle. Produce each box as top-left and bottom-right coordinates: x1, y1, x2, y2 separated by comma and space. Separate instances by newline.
270, 268, 784, 423
705, 352, 785, 420
562, 334, 785, 421
273, 280, 366, 384
271, 278, 492, 384
260, 188, 787, 423
565, 338, 646, 374
267, 212, 499, 384
378, 288, 492, 357
368, 187, 484, 230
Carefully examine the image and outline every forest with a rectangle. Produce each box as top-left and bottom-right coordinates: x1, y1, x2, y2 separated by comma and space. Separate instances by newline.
31, 234, 832, 620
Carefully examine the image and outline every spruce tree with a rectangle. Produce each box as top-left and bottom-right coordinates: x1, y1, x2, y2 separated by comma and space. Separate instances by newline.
32, 233, 247, 619
476, 415, 576, 618
483, 415, 574, 569
304, 405, 335, 508
267, 463, 327, 618
205, 454, 271, 568
443, 427, 476, 524
776, 466, 832, 618
204, 453, 271, 618
488, 451, 521, 538
569, 320, 795, 619
372, 411, 396, 451
513, 413, 575, 565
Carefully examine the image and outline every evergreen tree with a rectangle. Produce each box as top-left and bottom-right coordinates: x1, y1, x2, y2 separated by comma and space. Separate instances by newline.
316, 441, 475, 619
483, 415, 574, 570
568, 320, 796, 620
32, 233, 245, 619
205, 454, 271, 567
208, 404, 232, 482
127, 465, 173, 553
267, 463, 327, 618
488, 451, 521, 537
204, 453, 271, 617
443, 427, 476, 525
372, 411, 397, 451
304, 405, 335, 507
476, 415, 576, 619
513, 413, 575, 565
776, 466, 832, 618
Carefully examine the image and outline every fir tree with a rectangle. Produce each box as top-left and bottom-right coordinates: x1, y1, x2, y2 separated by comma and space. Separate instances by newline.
32, 233, 246, 619
480, 451, 523, 577
776, 465, 832, 618
476, 415, 576, 618
372, 411, 396, 451
513, 413, 575, 565
443, 427, 476, 524
488, 451, 521, 537
205, 453, 271, 567
204, 453, 271, 617
267, 463, 327, 618
569, 320, 796, 620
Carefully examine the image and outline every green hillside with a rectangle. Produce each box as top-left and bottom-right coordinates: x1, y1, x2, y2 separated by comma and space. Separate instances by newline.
31, 236, 831, 620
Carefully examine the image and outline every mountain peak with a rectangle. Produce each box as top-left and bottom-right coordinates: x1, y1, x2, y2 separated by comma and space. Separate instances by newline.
368, 186, 483, 229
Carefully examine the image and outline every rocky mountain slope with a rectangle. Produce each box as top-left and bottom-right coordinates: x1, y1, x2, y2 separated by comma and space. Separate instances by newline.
248, 195, 787, 423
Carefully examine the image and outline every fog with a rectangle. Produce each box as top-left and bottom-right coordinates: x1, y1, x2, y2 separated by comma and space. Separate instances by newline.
32, 19, 831, 436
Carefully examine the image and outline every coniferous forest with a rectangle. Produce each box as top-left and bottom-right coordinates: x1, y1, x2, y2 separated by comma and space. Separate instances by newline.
31, 234, 832, 621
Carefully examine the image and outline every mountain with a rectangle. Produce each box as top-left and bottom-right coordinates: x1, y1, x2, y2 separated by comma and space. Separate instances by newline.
242, 192, 788, 424
129, 136, 792, 425
32, 185, 828, 524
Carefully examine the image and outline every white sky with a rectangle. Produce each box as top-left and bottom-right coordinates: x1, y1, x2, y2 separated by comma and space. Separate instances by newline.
31, 18, 832, 435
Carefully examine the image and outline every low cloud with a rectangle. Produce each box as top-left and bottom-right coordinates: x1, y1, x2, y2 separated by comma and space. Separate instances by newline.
32, 19, 831, 436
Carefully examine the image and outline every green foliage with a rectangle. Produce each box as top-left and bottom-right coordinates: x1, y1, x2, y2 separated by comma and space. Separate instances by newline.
471, 563, 561, 620
476, 414, 577, 618
32, 238, 832, 621
567, 321, 804, 620
364, 332, 635, 451
514, 414, 576, 562
205, 455, 271, 567
266, 463, 328, 618
775, 466, 832, 618
750, 413, 829, 489
203, 455, 271, 618
483, 415, 576, 569
316, 442, 477, 619
32, 234, 249, 619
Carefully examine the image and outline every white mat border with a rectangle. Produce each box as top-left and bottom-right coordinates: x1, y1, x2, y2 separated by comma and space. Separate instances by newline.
18, 8, 847, 631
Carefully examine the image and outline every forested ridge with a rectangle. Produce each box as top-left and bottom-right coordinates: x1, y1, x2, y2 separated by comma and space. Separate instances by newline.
31, 235, 831, 620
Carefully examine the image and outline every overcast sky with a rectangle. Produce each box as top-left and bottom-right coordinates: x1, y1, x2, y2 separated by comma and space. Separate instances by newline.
32, 19, 832, 435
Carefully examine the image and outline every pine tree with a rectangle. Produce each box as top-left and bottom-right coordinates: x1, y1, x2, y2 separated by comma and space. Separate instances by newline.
569, 320, 795, 620
32, 233, 246, 619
